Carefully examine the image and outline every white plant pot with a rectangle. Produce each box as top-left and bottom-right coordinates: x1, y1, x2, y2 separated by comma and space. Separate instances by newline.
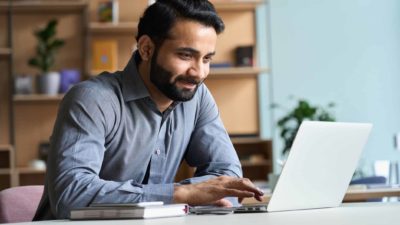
37, 71, 61, 95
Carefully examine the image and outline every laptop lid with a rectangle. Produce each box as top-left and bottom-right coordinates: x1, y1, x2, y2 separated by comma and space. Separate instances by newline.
267, 121, 372, 212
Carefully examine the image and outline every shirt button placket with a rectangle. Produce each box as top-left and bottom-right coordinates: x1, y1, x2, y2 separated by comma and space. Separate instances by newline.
155, 149, 161, 155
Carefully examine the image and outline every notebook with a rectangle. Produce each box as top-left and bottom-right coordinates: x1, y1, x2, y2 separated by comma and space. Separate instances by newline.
191, 121, 372, 214
70, 202, 188, 220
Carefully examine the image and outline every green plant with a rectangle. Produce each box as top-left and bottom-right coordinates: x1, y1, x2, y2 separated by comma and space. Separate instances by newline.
28, 19, 65, 74
274, 98, 336, 156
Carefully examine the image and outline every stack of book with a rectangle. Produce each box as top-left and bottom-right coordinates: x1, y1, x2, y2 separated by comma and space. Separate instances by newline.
70, 202, 188, 220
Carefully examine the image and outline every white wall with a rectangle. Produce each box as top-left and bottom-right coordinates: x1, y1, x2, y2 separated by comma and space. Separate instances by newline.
260, 0, 400, 173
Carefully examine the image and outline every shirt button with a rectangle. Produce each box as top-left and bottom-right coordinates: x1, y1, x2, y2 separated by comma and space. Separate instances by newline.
155, 149, 161, 155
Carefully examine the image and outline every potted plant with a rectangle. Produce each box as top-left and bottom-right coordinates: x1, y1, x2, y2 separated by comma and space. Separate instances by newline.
28, 19, 65, 95
274, 97, 336, 157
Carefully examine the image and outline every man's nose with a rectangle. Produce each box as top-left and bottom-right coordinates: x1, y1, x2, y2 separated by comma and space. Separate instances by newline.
188, 61, 207, 80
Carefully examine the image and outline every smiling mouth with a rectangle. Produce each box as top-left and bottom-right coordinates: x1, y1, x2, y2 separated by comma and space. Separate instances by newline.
178, 80, 197, 90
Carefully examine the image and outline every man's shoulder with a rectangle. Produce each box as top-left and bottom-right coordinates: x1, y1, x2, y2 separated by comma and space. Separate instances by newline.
80, 71, 120, 88
72, 72, 121, 95
64, 71, 123, 105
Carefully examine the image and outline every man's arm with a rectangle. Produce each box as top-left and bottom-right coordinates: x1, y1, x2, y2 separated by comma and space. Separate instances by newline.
183, 85, 242, 180
174, 85, 263, 205
173, 176, 263, 206
47, 85, 175, 218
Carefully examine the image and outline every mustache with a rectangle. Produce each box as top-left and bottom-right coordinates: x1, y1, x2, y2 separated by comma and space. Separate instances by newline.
174, 76, 203, 85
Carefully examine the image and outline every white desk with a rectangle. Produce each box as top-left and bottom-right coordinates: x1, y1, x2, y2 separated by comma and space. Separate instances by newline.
242, 187, 400, 204
15, 203, 400, 225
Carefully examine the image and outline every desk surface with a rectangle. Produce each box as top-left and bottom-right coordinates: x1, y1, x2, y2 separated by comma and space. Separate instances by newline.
345, 187, 400, 201
15, 203, 400, 225
242, 187, 400, 204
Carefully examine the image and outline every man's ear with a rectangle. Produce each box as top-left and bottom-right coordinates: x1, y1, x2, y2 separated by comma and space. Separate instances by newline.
137, 35, 155, 61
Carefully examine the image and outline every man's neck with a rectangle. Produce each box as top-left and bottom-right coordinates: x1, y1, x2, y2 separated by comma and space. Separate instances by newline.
138, 61, 173, 113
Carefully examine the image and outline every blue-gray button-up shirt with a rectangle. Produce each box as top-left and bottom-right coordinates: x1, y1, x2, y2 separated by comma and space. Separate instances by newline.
34, 54, 242, 219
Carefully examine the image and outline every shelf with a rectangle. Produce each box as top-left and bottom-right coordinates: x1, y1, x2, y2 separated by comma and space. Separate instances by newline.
209, 67, 269, 78
231, 137, 268, 144
0, 169, 12, 175
16, 167, 45, 174
13, 94, 64, 102
89, 22, 138, 34
0, 48, 12, 58
0, 0, 87, 13
213, 0, 265, 11
0, 145, 13, 172
240, 160, 271, 167
0, 145, 13, 152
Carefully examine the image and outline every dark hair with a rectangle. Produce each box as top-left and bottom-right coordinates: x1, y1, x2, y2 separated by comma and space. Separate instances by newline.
136, 0, 224, 47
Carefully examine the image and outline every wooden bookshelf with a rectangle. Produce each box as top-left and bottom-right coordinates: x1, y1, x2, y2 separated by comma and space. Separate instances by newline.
0, 145, 14, 189
232, 138, 273, 181
0, 47, 12, 58
0, 145, 13, 171
213, 0, 264, 11
16, 167, 46, 174
13, 94, 64, 102
0, 145, 13, 152
0, 0, 87, 189
209, 67, 269, 78
89, 22, 138, 34
0, 168, 12, 175
175, 138, 272, 181
16, 167, 46, 186
0, 0, 87, 13
240, 160, 272, 167
0, 0, 271, 188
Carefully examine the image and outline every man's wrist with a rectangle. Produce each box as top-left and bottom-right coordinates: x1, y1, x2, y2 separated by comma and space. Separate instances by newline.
173, 184, 189, 204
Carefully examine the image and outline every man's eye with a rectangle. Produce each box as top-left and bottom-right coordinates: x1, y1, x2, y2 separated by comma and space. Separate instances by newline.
203, 56, 213, 63
178, 52, 192, 60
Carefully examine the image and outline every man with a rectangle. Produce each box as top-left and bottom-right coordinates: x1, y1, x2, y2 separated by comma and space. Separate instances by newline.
34, 0, 263, 220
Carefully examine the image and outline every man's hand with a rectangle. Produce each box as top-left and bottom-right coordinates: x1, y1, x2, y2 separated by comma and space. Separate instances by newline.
173, 176, 264, 207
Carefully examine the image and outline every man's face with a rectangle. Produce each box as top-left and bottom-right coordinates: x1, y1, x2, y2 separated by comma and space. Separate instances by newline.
149, 20, 218, 101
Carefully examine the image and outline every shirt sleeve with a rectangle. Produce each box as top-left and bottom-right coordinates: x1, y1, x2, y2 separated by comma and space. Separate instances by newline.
47, 85, 174, 219
182, 85, 243, 183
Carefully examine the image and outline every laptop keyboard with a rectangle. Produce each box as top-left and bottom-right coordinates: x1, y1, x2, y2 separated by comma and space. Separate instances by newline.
189, 204, 269, 215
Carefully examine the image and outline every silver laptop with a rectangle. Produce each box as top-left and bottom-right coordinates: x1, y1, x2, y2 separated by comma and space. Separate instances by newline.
191, 121, 372, 214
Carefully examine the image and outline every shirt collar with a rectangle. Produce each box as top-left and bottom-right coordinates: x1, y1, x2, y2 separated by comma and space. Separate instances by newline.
121, 52, 150, 102
121, 51, 183, 110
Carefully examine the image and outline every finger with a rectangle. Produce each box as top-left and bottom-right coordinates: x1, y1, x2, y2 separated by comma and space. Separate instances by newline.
214, 199, 233, 207
226, 179, 264, 196
223, 188, 255, 198
255, 194, 264, 202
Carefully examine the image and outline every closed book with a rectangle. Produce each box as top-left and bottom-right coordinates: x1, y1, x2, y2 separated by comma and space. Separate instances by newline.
70, 203, 188, 220
91, 40, 118, 73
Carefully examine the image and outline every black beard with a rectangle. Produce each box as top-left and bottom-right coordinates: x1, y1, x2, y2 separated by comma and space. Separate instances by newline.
149, 54, 202, 102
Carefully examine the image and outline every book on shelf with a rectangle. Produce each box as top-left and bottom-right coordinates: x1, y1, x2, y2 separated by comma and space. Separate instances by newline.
91, 40, 118, 73
70, 202, 189, 220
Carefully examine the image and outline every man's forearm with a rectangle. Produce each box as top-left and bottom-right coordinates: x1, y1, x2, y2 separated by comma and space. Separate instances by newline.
172, 176, 264, 206
50, 172, 175, 218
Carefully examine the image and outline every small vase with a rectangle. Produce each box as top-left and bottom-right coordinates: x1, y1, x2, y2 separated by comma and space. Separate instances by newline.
60, 69, 81, 93
37, 71, 61, 95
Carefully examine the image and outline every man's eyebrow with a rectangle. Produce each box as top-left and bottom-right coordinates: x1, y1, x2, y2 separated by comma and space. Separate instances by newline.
176, 47, 216, 56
